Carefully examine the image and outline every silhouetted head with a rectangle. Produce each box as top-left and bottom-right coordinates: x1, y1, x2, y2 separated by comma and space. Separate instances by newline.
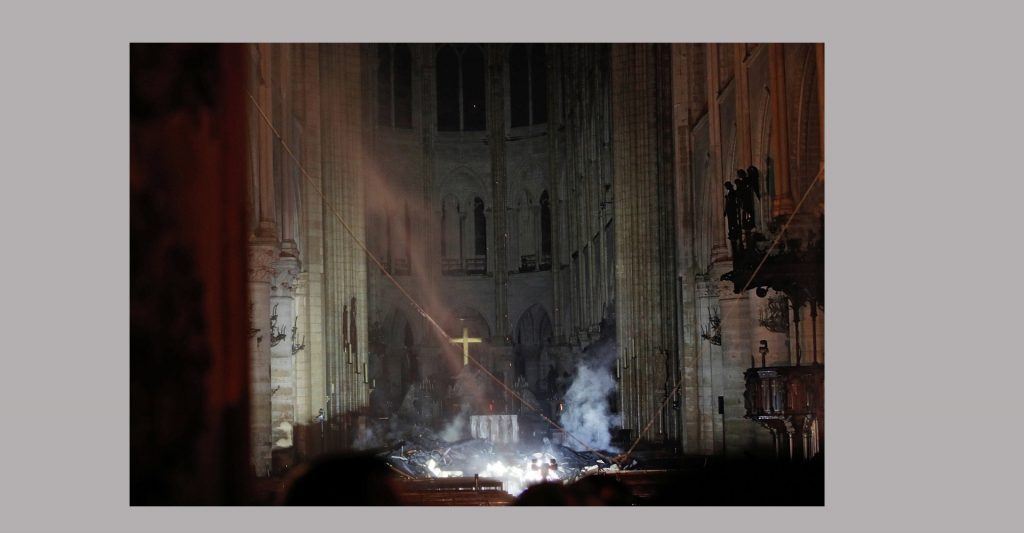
569, 475, 633, 506
514, 482, 570, 506
281, 453, 400, 505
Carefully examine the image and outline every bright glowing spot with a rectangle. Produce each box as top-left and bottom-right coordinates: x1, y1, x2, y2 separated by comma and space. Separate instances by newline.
426, 458, 463, 478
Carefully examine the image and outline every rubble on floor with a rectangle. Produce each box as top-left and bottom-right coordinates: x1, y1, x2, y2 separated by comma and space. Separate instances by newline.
373, 423, 635, 496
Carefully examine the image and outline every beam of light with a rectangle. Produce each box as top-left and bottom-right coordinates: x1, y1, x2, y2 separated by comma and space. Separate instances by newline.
247, 90, 615, 464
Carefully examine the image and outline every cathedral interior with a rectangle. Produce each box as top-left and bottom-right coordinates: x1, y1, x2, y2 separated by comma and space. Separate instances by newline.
130, 42, 824, 506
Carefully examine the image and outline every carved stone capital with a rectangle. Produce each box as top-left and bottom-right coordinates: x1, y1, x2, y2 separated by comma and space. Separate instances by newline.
271, 256, 301, 296
248, 245, 276, 283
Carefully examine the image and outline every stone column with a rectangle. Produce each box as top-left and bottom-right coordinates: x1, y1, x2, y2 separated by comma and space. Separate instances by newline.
248, 244, 275, 476
270, 257, 300, 451
488, 45, 510, 342
715, 273, 756, 457
734, 43, 753, 167
247, 42, 278, 477
298, 43, 327, 441
768, 43, 796, 217
610, 44, 679, 441
695, 277, 724, 455
671, 43, 703, 454
419, 44, 439, 281
254, 43, 277, 241
292, 271, 312, 458
319, 44, 369, 438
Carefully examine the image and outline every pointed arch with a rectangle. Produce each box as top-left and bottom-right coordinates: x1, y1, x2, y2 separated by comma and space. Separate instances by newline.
461, 45, 486, 131
436, 45, 460, 131
512, 304, 553, 386
441, 194, 463, 273
515, 189, 537, 271
470, 197, 488, 274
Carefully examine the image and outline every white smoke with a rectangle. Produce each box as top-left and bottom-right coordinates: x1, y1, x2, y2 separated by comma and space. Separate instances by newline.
352, 425, 379, 449
440, 405, 469, 442
559, 338, 621, 452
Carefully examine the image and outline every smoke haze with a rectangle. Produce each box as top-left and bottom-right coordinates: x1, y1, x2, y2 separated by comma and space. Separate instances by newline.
559, 335, 620, 452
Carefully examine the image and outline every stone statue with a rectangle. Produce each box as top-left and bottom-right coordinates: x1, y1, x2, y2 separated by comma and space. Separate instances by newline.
725, 179, 742, 251
740, 166, 760, 231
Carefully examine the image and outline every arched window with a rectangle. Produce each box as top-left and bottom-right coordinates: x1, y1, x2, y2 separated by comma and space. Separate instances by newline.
509, 44, 547, 128
436, 45, 487, 132
467, 197, 487, 274
515, 190, 536, 272
378, 44, 413, 129
441, 195, 463, 275
474, 197, 487, 256
530, 45, 547, 124
377, 45, 392, 124
436, 46, 460, 131
393, 45, 412, 128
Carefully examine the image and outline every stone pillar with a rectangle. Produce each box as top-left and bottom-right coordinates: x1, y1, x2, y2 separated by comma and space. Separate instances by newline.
715, 272, 756, 457
488, 45, 510, 342
247, 42, 278, 476
768, 44, 796, 217
670, 44, 704, 454
248, 244, 275, 476
734, 43, 753, 167
705, 44, 730, 262
270, 257, 300, 450
695, 278, 724, 455
610, 44, 679, 441
254, 43, 277, 241
419, 44, 439, 281
293, 271, 312, 458
298, 43, 327, 441
319, 44, 369, 441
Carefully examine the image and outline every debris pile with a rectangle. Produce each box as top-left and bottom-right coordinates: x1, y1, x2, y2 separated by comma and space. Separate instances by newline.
374, 423, 635, 496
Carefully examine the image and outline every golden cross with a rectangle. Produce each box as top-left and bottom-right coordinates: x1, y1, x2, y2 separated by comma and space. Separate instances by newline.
449, 326, 483, 366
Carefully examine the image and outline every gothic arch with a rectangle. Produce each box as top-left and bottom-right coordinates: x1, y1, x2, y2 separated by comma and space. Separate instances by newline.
435, 44, 487, 132
440, 194, 462, 262
794, 45, 817, 189
380, 308, 422, 409
512, 188, 537, 270
435, 164, 489, 202
512, 303, 553, 387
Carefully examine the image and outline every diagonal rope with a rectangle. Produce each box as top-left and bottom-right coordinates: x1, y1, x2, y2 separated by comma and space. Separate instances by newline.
617, 381, 682, 466
739, 166, 824, 293
247, 92, 614, 464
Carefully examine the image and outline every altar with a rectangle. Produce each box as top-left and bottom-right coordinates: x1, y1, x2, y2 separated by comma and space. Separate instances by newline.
469, 414, 519, 444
